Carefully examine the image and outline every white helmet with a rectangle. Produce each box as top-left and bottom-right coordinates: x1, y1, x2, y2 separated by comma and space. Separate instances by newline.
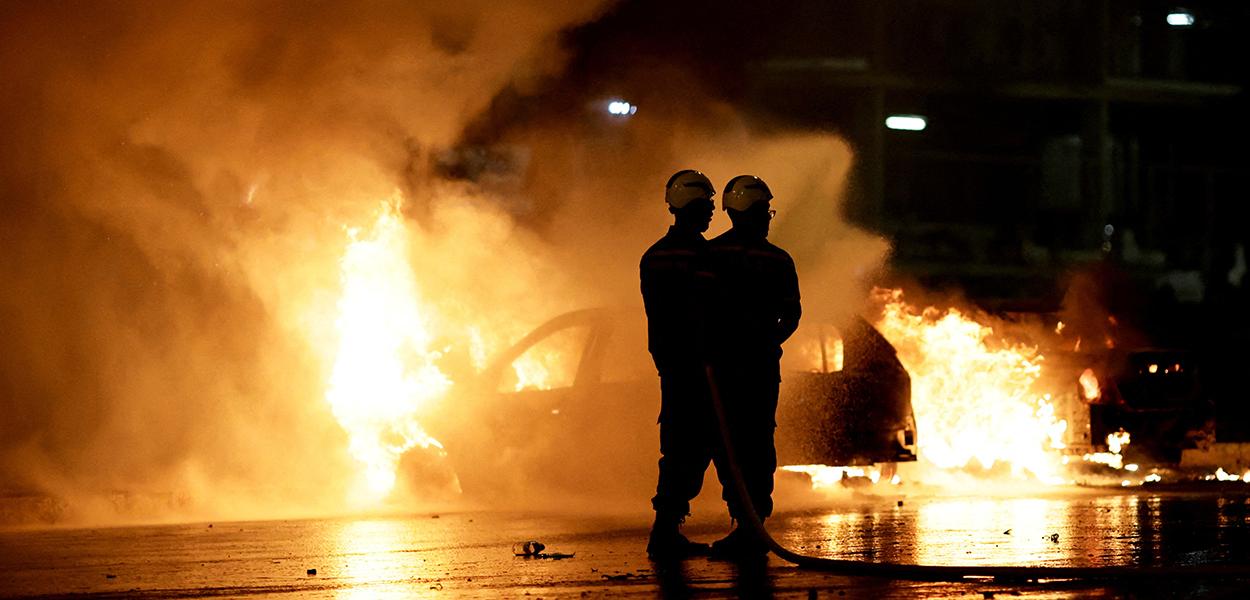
664, 169, 715, 208
722, 175, 772, 211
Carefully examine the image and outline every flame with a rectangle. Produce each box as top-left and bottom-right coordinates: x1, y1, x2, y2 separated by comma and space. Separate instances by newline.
1079, 369, 1100, 401
781, 464, 892, 487
1214, 468, 1240, 482
795, 325, 844, 373
1107, 429, 1130, 453
504, 327, 583, 391
1205, 468, 1250, 482
512, 356, 554, 391
1083, 430, 1131, 469
326, 196, 451, 502
871, 289, 1067, 483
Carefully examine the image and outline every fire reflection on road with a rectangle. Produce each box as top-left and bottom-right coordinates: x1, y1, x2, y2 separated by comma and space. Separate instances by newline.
1, 496, 1248, 597
333, 519, 423, 599
776, 492, 1250, 569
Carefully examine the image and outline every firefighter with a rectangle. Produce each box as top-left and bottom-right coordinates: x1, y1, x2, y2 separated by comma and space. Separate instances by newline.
706, 175, 801, 558
640, 169, 717, 559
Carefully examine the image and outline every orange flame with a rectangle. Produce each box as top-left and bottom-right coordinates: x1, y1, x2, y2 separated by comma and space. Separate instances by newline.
1083, 430, 1131, 469
1079, 368, 1100, 401
872, 289, 1068, 483
795, 325, 845, 373
326, 196, 450, 503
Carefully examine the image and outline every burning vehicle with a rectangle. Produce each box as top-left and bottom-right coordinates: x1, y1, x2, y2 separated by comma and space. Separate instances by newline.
1074, 349, 1212, 466
425, 308, 917, 500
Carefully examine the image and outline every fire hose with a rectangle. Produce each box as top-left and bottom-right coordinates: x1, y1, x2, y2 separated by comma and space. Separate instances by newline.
702, 365, 1250, 581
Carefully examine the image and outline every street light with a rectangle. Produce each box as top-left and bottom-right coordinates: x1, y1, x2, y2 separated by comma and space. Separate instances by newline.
606, 100, 637, 116
1166, 10, 1195, 27
885, 114, 927, 131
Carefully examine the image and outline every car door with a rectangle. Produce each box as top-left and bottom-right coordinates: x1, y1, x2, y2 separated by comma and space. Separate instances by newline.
445, 310, 602, 500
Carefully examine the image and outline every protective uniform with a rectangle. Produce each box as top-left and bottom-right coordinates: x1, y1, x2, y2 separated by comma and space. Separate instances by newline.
641, 225, 715, 520
706, 179, 801, 525
641, 170, 717, 529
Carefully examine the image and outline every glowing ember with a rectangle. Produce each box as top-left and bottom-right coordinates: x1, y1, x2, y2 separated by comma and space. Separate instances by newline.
326, 196, 451, 502
1079, 368, 1100, 401
871, 289, 1067, 483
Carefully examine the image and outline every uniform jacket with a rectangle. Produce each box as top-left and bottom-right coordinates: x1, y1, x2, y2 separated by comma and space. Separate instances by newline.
705, 227, 801, 365
640, 226, 712, 374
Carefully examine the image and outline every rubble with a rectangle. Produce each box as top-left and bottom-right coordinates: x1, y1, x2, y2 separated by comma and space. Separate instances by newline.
513, 540, 574, 559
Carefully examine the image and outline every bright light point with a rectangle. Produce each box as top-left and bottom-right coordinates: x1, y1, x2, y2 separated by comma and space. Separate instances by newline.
607, 100, 637, 116
1121, 480, 1131, 487
1125, 463, 1139, 472
1145, 473, 1162, 483
1167, 11, 1195, 27
886, 114, 927, 131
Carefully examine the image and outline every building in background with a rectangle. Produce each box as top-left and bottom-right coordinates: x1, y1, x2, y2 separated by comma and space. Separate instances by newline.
745, 0, 1247, 319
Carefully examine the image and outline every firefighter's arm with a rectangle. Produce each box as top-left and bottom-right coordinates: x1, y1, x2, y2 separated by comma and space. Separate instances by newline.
691, 262, 716, 363
776, 258, 802, 345
640, 256, 658, 318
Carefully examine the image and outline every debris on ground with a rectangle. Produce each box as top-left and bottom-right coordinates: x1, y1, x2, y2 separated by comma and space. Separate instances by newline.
602, 572, 647, 581
536, 552, 575, 560
1003, 529, 1011, 535
513, 540, 574, 559
104, 574, 116, 579
1046, 533, 1060, 543
306, 568, 317, 576
513, 541, 546, 556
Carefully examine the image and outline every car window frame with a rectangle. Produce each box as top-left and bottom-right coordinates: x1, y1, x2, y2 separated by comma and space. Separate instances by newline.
483, 309, 611, 393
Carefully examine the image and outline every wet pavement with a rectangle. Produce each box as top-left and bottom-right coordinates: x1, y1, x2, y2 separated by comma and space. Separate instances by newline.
2, 490, 1250, 598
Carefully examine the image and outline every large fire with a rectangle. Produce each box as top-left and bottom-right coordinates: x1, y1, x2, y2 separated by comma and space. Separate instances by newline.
326, 196, 452, 502
871, 288, 1069, 484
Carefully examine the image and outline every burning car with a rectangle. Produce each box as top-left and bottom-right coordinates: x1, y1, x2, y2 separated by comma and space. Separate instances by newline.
1080, 349, 1212, 465
428, 308, 917, 500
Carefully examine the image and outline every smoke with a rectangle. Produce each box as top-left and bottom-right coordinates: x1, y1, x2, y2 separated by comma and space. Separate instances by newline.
0, 1, 887, 524
0, 0, 608, 524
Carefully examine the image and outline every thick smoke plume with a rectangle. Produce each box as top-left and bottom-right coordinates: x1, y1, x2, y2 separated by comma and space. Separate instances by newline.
0, 0, 607, 524
0, 2, 886, 524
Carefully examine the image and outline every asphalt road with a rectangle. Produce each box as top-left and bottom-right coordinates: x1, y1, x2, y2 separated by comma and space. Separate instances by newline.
2, 489, 1250, 598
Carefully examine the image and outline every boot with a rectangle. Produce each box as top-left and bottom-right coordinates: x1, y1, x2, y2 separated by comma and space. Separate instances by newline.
709, 521, 769, 560
647, 512, 709, 560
